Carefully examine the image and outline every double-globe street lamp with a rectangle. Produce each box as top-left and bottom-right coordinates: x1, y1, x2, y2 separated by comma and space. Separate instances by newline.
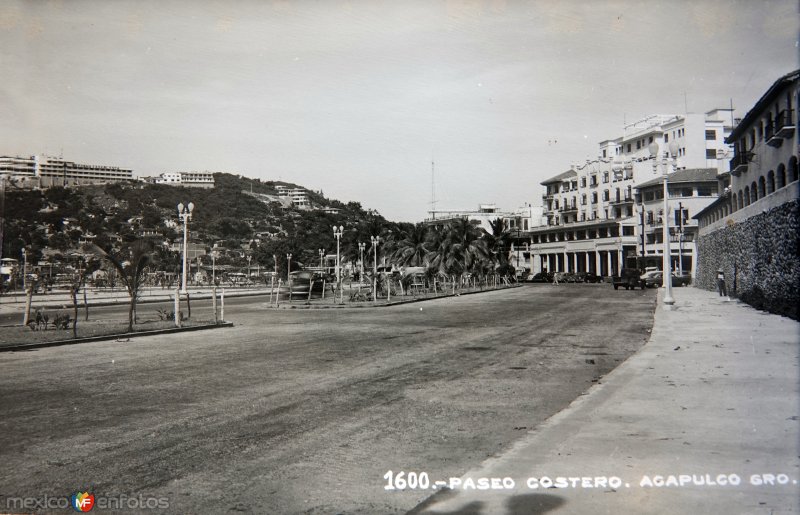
333, 226, 344, 292
648, 141, 679, 307
177, 202, 194, 294
358, 242, 366, 283
370, 236, 379, 302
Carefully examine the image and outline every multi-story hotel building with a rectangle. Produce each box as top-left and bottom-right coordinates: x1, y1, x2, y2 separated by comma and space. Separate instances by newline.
527, 109, 734, 277
149, 171, 215, 188
275, 185, 311, 209
0, 154, 134, 187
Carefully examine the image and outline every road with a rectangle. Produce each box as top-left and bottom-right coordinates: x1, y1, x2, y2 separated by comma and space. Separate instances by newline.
0, 284, 656, 514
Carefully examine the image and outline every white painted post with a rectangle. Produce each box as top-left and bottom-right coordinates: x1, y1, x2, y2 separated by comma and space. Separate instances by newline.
174, 288, 181, 328
212, 287, 218, 324
220, 287, 225, 321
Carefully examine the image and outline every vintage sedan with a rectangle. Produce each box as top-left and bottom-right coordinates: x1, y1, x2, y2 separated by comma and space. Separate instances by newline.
643, 271, 691, 288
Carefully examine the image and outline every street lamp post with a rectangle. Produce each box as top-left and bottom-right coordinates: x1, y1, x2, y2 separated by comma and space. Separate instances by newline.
370, 236, 378, 302
21, 247, 27, 292
319, 248, 325, 269
286, 253, 292, 302
516, 228, 521, 279
648, 141, 678, 307
358, 242, 365, 283
333, 226, 343, 294
177, 202, 194, 294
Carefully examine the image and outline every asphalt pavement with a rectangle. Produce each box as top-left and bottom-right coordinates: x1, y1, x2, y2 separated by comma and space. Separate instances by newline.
410, 287, 800, 515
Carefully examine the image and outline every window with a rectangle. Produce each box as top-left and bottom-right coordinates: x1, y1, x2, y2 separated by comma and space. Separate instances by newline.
603, 190, 610, 201
647, 211, 654, 224
648, 136, 653, 143
602, 149, 607, 158
581, 194, 587, 205
623, 226, 634, 236
627, 144, 631, 153
664, 133, 669, 143
706, 148, 717, 159
696, 186, 716, 196
603, 171, 609, 183
636, 140, 641, 150
590, 175, 597, 187
581, 177, 587, 188
591, 192, 598, 204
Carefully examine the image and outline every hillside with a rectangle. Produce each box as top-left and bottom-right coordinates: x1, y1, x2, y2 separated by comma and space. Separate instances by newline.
1, 174, 410, 272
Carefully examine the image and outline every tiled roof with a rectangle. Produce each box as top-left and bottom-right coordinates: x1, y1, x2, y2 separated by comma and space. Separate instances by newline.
635, 168, 719, 190
541, 169, 577, 185
727, 69, 800, 143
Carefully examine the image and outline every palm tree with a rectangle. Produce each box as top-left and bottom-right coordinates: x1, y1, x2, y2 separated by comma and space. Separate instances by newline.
483, 217, 511, 269
439, 218, 489, 277
85, 240, 152, 333
390, 223, 430, 267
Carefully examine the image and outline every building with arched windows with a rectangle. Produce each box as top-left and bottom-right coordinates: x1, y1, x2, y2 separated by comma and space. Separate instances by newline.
695, 69, 799, 319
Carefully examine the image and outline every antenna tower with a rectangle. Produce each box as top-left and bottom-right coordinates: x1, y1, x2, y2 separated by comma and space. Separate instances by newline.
430, 158, 437, 219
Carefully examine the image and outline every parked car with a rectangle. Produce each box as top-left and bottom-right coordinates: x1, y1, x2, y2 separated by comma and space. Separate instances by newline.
640, 270, 662, 288
574, 272, 602, 283
585, 272, 603, 283
527, 272, 551, 283
643, 271, 692, 288
674, 271, 692, 285
612, 268, 646, 290
561, 272, 577, 283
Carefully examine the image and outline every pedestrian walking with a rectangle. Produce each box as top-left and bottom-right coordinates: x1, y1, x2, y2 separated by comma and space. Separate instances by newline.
552, 272, 560, 286
716, 269, 727, 297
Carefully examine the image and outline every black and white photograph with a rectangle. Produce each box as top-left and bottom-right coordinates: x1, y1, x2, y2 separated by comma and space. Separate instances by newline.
1, 1, 798, 513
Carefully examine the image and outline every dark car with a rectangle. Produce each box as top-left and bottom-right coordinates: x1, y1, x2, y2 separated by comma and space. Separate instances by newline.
644, 271, 691, 288
612, 268, 645, 290
581, 272, 602, 283
561, 272, 577, 283
527, 272, 551, 283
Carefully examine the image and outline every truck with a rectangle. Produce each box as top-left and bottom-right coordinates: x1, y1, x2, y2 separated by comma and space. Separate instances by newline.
612, 268, 646, 290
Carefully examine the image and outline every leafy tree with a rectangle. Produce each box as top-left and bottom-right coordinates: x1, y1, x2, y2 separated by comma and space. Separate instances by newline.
85, 240, 153, 333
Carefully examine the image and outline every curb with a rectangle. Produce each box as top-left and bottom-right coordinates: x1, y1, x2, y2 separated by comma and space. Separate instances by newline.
267, 284, 523, 309
0, 321, 234, 352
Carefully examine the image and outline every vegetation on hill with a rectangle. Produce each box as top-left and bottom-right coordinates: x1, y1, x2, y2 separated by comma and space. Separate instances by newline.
1, 174, 411, 274
2, 173, 518, 285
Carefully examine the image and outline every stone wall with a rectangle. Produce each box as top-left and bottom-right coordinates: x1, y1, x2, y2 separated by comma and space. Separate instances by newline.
696, 199, 799, 320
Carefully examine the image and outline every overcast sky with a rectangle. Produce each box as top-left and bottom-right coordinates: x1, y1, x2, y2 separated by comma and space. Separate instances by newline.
1, 0, 797, 222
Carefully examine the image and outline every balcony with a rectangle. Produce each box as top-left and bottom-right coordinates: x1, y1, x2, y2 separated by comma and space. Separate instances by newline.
610, 195, 634, 206
776, 109, 795, 138
729, 152, 752, 176
561, 205, 578, 214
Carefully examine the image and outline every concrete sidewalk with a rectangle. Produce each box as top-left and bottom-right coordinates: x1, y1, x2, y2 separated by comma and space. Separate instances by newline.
411, 287, 800, 515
